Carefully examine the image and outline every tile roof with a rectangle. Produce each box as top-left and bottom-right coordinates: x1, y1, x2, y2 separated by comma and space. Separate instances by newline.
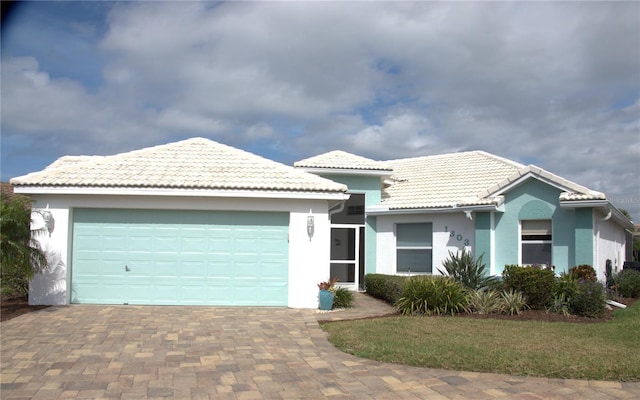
379, 151, 605, 210
11, 138, 347, 193
481, 165, 605, 201
381, 151, 524, 209
294, 150, 393, 172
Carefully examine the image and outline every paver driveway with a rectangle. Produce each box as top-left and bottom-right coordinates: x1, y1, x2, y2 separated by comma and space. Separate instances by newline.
1, 303, 639, 399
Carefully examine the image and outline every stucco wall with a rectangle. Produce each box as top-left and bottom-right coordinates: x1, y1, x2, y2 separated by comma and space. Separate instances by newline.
26, 194, 332, 308
493, 179, 582, 275
474, 212, 494, 273
594, 210, 627, 281
375, 212, 474, 275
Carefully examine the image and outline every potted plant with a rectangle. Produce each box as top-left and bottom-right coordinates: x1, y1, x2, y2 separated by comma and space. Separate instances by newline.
318, 277, 338, 310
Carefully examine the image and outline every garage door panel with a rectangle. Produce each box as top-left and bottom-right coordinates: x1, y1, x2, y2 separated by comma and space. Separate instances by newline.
261, 262, 288, 279
235, 262, 259, 278
209, 264, 232, 278
72, 209, 289, 306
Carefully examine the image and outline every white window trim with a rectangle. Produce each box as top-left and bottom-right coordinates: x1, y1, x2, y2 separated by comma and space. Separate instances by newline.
519, 220, 553, 266
395, 222, 433, 275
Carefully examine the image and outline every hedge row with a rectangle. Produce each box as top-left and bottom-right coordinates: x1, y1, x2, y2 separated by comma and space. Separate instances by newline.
364, 274, 407, 305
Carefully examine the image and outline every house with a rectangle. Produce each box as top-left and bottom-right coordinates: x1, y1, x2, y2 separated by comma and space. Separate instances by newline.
295, 150, 634, 289
11, 138, 348, 308
12, 138, 634, 307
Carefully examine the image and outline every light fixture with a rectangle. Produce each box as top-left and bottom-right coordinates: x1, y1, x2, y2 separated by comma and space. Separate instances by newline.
307, 210, 314, 239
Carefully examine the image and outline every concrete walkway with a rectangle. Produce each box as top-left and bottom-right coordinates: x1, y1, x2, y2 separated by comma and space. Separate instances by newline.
1, 293, 638, 399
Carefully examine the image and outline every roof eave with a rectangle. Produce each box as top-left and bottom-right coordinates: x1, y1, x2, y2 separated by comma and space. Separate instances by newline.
560, 199, 634, 230
297, 167, 393, 177
366, 202, 504, 216
13, 186, 349, 201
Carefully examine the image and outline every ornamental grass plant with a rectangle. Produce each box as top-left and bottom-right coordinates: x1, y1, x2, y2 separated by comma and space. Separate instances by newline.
395, 275, 468, 316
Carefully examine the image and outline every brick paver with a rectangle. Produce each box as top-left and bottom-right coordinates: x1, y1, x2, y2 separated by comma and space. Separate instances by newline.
1, 294, 638, 399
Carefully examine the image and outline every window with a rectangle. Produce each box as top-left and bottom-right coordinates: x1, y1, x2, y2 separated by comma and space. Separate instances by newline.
521, 220, 552, 267
396, 223, 432, 273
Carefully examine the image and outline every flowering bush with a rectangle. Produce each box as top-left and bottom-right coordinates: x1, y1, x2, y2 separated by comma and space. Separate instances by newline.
568, 265, 597, 282
569, 280, 606, 318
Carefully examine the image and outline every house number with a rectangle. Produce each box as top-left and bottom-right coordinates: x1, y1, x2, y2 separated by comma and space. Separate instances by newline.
444, 226, 470, 246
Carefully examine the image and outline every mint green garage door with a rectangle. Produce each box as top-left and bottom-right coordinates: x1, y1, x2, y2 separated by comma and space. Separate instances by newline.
71, 209, 289, 306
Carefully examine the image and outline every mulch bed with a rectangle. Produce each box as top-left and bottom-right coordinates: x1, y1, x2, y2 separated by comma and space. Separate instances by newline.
458, 297, 637, 324
1, 295, 50, 322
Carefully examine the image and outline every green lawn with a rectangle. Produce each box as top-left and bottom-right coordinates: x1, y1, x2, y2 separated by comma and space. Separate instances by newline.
321, 300, 640, 381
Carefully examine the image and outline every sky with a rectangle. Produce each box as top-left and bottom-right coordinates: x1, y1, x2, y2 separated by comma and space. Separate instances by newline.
1, 1, 639, 221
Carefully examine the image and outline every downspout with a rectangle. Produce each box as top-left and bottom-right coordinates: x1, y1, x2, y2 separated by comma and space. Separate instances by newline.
329, 200, 346, 218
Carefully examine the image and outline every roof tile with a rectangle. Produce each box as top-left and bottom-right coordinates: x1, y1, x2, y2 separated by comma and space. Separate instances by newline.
11, 138, 347, 193
294, 150, 393, 172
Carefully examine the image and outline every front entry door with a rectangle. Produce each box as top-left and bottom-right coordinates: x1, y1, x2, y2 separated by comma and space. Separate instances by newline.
330, 226, 357, 284
329, 193, 366, 290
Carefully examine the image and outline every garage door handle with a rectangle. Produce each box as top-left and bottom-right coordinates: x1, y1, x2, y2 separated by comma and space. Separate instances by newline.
125, 265, 130, 272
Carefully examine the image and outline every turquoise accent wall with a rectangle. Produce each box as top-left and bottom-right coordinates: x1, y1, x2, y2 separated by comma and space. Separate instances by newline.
492, 179, 591, 275
319, 174, 381, 274
574, 208, 594, 266
474, 212, 492, 270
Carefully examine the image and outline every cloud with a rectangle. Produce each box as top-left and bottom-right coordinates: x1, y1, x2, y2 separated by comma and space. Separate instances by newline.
1, 1, 639, 219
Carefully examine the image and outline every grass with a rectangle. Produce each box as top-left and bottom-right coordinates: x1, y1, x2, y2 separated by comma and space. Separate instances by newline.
321, 300, 640, 381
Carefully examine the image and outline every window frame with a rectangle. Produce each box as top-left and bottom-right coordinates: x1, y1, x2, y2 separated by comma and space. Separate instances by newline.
520, 219, 552, 267
395, 222, 433, 275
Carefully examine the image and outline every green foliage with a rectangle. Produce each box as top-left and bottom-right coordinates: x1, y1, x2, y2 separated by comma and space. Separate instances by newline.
550, 273, 606, 318
485, 276, 506, 292
500, 289, 529, 315
547, 293, 571, 316
554, 274, 580, 301
438, 249, 496, 290
614, 269, 640, 298
502, 265, 555, 309
332, 287, 354, 309
322, 300, 640, 381
467, 289, 503, 314
466, 288, 528, 315
0, 196, 48, 297
395, 275, 468, 316
570, 280, 606, 318
364, 274, 407, 305
568, 265, 597, 282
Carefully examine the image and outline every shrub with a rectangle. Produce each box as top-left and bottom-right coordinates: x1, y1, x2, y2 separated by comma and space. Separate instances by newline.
364, 274, 407, 305
568, 265, 597, 282
485, 276, 506, 292
332, 287, 354, 309
502, 265, 555, 309
554, 273, 580, 301
570, 280, 606, 318
547, 293, 571, 316
395, 276, 468, 316
438, 249, 496, 290
1, 196, 48, 297
467, 289, 503, 314
500, 289, 529, 315
614, 269, 640, 298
